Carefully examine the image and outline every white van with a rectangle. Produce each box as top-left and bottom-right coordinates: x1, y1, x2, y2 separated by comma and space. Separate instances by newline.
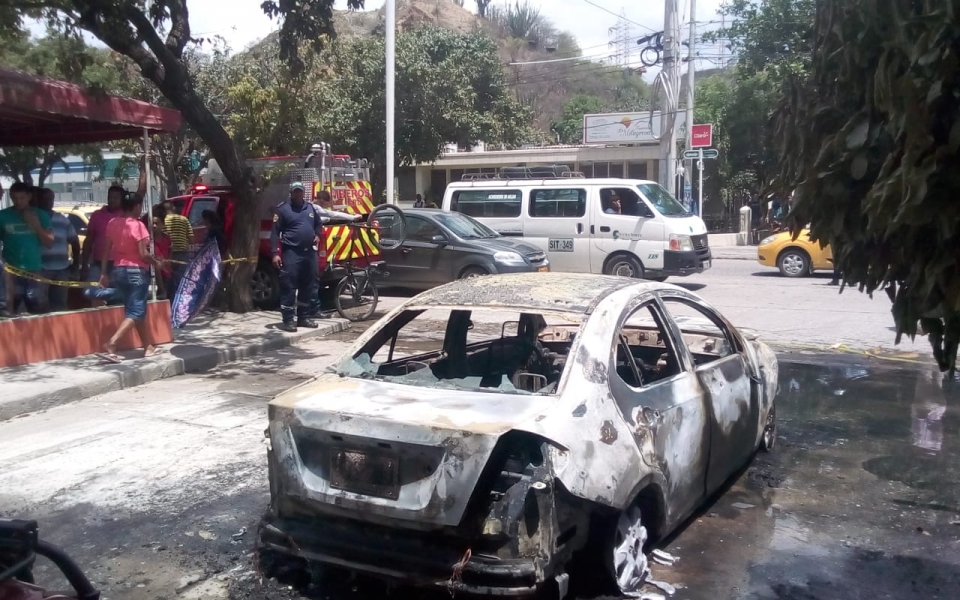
441, 172, 711, 280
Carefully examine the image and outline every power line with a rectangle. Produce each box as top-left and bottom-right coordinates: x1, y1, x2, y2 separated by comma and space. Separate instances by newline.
578, 0, 658, 33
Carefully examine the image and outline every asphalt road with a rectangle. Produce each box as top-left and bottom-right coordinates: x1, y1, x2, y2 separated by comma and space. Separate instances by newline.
3, 337, 957, 600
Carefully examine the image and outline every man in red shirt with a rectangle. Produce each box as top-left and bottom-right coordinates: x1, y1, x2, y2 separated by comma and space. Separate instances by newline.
81, 185, 125, 304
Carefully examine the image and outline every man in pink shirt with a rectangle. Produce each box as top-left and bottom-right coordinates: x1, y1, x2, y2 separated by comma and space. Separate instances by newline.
81, 185, 125, 303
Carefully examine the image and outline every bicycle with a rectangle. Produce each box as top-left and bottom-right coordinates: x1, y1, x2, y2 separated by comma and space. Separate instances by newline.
326, 204, 406, 322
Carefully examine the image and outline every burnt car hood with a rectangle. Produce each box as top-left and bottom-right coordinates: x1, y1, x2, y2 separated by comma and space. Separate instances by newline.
267, 373, 558, 528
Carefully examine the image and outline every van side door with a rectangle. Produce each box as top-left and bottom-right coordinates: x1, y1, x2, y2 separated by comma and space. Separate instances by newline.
523, 187, 589, 273
592, 186, 665, 273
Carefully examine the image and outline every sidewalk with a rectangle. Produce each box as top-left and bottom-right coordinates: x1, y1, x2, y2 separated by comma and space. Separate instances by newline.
711, 245, 757, 260
0, 311, 348, 421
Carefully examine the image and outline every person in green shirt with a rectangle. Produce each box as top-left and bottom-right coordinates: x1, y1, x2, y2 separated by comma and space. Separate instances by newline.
0, 181, 54, 315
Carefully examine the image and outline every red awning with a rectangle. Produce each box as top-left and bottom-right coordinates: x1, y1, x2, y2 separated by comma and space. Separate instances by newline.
0, 68, 183, 146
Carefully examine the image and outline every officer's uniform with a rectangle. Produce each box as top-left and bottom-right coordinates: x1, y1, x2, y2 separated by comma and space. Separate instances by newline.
271, 186, 324, 326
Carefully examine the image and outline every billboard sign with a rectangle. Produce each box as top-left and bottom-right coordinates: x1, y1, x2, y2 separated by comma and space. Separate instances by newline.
583, 111, 688, 145
691, 123, 713, 148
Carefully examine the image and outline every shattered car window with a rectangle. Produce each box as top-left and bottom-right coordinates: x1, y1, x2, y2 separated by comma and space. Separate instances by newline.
660, 299, 735, 362
336, 307, 584, 395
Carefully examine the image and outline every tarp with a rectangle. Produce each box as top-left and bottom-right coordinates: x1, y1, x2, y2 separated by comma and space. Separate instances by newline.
0, 68, 183, 146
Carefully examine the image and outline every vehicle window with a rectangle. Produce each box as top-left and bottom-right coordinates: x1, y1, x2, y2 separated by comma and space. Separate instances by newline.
451, 189, 521, 218
660, 298, 736, 365
637, 183, 689, 217
613, 304, 683, 388
186, 197, 218, 227
169, 199, 188, 215
434, 212, 499, 239
529, 188, 586, 218
405, 216, 443, 242
337, 307, 585, 395
600, 188, 653, 218
66, 214, 86, 235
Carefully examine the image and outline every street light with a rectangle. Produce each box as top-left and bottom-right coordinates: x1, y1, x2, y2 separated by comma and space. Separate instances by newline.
385, 0, 396, 204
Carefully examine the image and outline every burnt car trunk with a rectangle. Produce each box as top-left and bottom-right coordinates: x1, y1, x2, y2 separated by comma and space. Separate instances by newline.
260, 378, 592, 593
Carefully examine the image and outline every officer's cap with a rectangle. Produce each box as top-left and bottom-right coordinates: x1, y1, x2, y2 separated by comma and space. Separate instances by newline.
290, 181, 305, 191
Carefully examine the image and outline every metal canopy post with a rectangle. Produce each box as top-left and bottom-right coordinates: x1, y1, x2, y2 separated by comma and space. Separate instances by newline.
143, 128, 156, 301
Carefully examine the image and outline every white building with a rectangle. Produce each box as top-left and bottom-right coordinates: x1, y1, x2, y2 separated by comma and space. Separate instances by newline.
398, 143, 664, 204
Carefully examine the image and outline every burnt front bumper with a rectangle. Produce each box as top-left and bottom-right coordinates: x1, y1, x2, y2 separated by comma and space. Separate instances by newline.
258, 512, 544, 595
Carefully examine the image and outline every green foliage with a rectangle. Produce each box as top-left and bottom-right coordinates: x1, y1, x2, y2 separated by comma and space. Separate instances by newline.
709, 0, 815, 79
226, 27, 531, 171
501, 1, 541, 40
260, 0, 364, 75
770, 0, 960, 372
0, 28, 107, 185
550, 95, 606, 144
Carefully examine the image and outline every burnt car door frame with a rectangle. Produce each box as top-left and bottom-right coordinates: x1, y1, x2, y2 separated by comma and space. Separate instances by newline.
654, 292, 761, 496
606, 294, 712, 529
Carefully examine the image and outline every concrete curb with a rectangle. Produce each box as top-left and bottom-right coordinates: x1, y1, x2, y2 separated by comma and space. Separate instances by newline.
0, 320, 348, 422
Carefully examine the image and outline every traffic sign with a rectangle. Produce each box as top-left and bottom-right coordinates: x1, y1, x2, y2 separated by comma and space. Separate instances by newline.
691, 123, 713, 148
685, 148, 719, 159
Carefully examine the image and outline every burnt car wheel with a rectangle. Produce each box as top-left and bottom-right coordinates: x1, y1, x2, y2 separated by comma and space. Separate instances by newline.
760, 405, 777, 452
610, 505, 650, 593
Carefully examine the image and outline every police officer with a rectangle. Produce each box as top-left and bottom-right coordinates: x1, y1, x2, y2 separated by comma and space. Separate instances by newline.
272, 182, 360, 331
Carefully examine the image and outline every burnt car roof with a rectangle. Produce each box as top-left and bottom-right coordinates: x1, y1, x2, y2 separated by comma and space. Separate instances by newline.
408, 272, 664, 314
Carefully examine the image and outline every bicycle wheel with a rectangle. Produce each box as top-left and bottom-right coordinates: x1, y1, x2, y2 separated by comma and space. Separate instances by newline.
368, 204, 406, 251
335, 272, 379, 322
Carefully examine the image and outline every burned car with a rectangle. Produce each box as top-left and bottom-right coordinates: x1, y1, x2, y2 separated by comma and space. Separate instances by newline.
259, 273, 778, 597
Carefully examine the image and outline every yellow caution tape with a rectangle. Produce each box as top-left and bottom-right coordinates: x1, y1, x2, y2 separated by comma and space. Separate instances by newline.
2, 263, 99, 288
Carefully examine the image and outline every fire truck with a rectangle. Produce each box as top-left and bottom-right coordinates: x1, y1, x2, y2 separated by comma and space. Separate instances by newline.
165, 144, 380, 308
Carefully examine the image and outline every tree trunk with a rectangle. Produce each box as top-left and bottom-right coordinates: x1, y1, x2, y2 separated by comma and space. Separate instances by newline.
144, 67, 257, 312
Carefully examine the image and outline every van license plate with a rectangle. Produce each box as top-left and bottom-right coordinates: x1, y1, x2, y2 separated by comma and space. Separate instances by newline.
549, 238, 574, 252
538, 266, 549, 272
703, 260, 711, 269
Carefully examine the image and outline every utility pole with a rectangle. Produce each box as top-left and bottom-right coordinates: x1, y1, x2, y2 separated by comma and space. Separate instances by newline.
385, 0, 396, 205
686, 0, 696, 211
659, 0, 680, 195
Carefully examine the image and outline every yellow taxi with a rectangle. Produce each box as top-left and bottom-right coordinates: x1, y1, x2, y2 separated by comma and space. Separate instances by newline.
54, 205, 100, 258
757, 229, 834, 277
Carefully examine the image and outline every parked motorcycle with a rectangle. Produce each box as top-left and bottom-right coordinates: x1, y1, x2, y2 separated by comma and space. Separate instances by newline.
0, 519, 99, 600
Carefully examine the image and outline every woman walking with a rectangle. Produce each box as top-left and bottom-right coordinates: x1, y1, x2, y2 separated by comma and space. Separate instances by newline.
96, 193, 167, 363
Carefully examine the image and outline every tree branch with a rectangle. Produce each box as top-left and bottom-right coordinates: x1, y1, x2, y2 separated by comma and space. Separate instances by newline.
164, 0, 191, 57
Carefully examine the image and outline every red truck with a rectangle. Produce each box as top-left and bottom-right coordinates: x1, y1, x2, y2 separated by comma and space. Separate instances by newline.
165, 147, 379, 307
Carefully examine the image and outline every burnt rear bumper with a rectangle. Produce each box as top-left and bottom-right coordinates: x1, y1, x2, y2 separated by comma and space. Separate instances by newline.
258, 513, 543, 596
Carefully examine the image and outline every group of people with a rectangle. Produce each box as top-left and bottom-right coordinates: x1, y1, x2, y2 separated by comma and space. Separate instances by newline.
0, 179, 228, 363
0, 181, 74, 315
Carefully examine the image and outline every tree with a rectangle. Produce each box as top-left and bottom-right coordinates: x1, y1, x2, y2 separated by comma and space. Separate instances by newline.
475, 0, 493, 18
696, 0, 815, 213
2, 0, 363, 312
551, 95, 606, 144
770, 1, 960, 373
226, 27, 531, 194
0, 29, 112, 186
